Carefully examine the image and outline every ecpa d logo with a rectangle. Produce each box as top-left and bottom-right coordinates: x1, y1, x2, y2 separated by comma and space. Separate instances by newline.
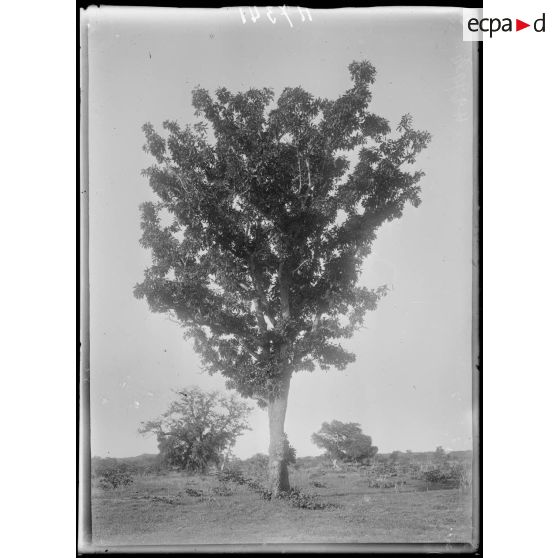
463, 9, 546, 41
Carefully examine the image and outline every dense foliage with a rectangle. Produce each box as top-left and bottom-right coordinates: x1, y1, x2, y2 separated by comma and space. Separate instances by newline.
134, 60, 431, 404
139, 387, 252, 471
311, 420, 378, 463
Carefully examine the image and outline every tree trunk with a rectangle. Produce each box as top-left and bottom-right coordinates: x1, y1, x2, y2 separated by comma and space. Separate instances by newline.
268, 377, 291, 496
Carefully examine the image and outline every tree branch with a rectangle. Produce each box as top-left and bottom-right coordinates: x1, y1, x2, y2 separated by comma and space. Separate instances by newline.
248, 253, 276, 331
278, 261, 291, 322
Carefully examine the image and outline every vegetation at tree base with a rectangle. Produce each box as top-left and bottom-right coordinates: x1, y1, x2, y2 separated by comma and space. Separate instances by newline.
134, 59, 431, 494
283, 433, 297, 465
311, 420, 379, 463
217, 467, 334, 510
138, 387, 252, 472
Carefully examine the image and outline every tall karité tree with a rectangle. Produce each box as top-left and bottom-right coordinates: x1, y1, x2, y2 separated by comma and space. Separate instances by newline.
134, 61, 430, 495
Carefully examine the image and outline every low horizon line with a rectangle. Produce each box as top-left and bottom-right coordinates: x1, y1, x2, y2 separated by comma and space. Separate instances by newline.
92, 447, 474, 460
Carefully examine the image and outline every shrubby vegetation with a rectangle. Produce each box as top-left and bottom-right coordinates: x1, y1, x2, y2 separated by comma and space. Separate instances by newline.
93, 458, 135, 490
420, 462, 472, 490
92, 454, 164, 478
241, 453, 268, 479
91, 445, 472, 496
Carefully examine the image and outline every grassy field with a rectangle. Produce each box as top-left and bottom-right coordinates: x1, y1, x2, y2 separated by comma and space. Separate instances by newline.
92, 466, 474, 546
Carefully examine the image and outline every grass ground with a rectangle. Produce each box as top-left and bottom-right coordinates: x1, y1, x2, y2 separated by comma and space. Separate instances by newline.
92, 468, 473, 546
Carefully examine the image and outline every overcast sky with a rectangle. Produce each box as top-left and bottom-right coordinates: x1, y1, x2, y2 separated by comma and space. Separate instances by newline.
86, 7, 475, 459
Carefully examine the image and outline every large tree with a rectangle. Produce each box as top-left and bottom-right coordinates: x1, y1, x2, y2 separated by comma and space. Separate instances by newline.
139, 387, 251, 472
311, 420, 378, 464
134, 61, 430, 495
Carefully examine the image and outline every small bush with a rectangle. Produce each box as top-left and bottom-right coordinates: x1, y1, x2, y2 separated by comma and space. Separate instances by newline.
422, 469, 447, 484
98, 467, 134, 490
184, 487, 204, 498
421, 462, 471, 489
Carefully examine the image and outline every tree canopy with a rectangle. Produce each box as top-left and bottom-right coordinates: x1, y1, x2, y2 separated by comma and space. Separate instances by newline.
311, 420, 378, 463
134, 60, 431, 406
139, 387, 252, 471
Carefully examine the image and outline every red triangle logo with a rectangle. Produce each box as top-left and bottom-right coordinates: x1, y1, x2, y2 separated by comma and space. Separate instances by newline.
516, 19, 530, 31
